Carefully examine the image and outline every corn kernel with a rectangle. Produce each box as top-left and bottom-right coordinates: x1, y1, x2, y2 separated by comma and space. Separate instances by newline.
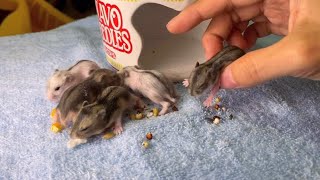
135, 113, 144, 120
152, 108, 159, 117
103, 132, 116, 139
51, 122, 63, 133
130, 114, 136, 120
50, 108, 57, 119
215, 97, 221, 103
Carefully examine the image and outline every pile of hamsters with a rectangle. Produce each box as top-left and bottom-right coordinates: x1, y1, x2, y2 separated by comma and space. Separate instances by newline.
46, 60, 178, 148
46, 46, 244, 148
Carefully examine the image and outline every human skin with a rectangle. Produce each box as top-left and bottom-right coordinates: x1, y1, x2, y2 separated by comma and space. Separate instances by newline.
167, 0, 320, 88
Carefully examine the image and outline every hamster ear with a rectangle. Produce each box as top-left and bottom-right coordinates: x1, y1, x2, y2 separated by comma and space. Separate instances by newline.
97, 108, 106, 116
195, 62, 200, 68
134, 65, 141, 69
88, 69, 95, 75
55, 69, 59, 72
64, 73, 74, 83
124, 70, 129, 77
95, 73, 105, 83
82, 101, 89, 107
79, 121, 90, 132
105, 74, 118, 85
99, 88, 109, 99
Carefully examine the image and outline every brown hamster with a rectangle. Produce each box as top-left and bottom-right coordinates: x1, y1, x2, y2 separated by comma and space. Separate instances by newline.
52, 69, 122, 128
183, 46, 245, 107
69, 86, 139, 141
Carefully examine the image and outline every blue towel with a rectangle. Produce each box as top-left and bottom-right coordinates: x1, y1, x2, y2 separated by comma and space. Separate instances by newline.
0, 16, 319, 179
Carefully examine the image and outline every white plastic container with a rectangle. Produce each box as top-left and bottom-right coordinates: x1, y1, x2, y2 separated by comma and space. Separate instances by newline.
95, 0, 209, 81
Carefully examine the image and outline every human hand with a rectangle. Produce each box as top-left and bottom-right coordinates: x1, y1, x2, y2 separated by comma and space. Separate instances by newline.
167, 0, 320, 88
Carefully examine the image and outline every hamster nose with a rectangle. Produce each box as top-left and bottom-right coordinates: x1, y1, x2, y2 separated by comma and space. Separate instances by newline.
47, 95, 55, 101
51, 95, 59, 101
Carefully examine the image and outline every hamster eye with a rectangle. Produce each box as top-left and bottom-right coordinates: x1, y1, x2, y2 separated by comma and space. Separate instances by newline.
54, 87, 60, 91
134, 65, 140, 69
80, 127, 89, 132
197, 82, 206, 90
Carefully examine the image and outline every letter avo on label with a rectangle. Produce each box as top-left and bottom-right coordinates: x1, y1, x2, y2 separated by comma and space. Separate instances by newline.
96, 1, 133, 54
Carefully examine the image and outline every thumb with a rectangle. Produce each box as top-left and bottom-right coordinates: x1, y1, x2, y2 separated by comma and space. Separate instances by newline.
220, 37, 301, 88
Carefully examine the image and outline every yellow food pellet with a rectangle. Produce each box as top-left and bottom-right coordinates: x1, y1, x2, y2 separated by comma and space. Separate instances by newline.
50, 108, 57, 119
215, 97, 221, 103
135, 113, 144, 120
51, 123, 63, 133
102, 132, 116, 139
142, 141, 149, 148
130, 114, 136, 120
152, 108, 159, 117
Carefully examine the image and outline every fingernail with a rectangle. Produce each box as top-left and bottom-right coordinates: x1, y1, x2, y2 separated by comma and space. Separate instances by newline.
166, 21, 171, 29
166, 19, 175, 31
220, 67, 238, 89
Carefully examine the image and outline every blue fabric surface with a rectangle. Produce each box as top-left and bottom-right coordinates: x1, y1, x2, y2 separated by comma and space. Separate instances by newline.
0, 16, 319, 179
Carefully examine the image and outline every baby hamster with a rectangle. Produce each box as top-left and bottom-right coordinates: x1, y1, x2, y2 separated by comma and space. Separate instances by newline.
183, 45, 245, 107
118, 66, 178, 115
52, 69, 122, 128
46, 60, 100, 102
68, 86, 139, 147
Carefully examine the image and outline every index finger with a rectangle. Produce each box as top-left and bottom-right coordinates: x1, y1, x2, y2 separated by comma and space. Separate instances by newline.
167, 0, 261, 34
167, 0, 227, 34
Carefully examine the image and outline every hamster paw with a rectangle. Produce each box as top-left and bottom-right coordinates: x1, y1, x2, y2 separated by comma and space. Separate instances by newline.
113, 126, 123, 135
203, 97, 213, 108
182, 79, 189, 87
67, 138, 87, 149
159, 102, 170, 116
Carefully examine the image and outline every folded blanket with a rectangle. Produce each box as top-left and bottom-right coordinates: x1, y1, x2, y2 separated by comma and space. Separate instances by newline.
0, 16, 319, 179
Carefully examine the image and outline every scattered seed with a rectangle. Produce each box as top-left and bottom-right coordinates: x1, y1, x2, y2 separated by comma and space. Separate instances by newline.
130, 114, 136, 120
221, 107, 226, 112
142, 141, 149, 148
214, 104, 220, 111
135, 113, 144, 120
213, 116, 221, 125
146, 132, 153, 140
147, 112, 153, 118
